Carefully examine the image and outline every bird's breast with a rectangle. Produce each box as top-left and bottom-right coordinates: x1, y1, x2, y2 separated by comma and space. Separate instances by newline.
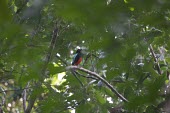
75, 57, 82, 65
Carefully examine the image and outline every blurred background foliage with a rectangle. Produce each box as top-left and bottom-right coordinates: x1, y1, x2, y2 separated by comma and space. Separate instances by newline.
1, 0, 170, 112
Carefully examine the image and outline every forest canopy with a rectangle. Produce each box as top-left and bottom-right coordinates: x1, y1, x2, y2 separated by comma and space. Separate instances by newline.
0, 0, 170, 113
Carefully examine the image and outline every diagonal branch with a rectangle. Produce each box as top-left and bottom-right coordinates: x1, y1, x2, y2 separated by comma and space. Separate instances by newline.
74, 71, 98, 80
55, 54, 98, 84
67, 66, 128, 102
23, 82, 30, 112
25, 21, 59, 113
71, 70, 84, 87
149, 44, 162, 75
41, 22, 58, 77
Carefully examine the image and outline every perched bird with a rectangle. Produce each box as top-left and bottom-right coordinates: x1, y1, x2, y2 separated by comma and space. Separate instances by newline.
72, 49, 82, 65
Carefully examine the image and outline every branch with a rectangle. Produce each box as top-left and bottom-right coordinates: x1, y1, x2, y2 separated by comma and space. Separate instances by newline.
58, 24, 69, 36
149, 44, 162, 75
25, 94, 37, 113
71, 70, 84, 87
25, 21, 59, 113
23, 89, 26, 112
111, 80, 125, 83
141, 73, 150, 83
67, 66, 128, 102
74, 71, 98, 80
41, 22, 58, 76
83, 53, 91, 66
0, 87, 6, 106
23, 82, 30, 113
55, 54, 85, 86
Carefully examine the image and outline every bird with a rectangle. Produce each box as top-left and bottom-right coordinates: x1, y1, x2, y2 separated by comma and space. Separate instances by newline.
72, 49, 82, 65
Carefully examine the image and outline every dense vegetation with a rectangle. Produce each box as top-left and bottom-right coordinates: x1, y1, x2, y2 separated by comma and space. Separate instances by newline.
1, 0, 170, 112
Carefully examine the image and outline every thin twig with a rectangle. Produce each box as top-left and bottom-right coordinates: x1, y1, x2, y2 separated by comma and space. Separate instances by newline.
83, 53, 91, 66
149, 44, 162, 75
111, 80, 125, 83
141, 73, 150, 83
67, 66, 128, 102
91, 53, 95, 72
58, 25, 69, 36
74, 71, 98, 80
71, 70, 84, 87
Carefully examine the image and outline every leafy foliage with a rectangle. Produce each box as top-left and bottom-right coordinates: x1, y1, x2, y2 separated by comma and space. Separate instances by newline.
0, 0, 170, 112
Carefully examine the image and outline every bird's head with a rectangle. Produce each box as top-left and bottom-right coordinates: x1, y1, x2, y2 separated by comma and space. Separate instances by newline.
76, 49, 82, 53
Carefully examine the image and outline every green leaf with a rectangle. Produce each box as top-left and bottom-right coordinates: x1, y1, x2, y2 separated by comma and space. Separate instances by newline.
95, 91, 106, 105
0, 0, 11, 23
48, 63, 64, 75
76, 103, 92, 113
101, 87, 115, 99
